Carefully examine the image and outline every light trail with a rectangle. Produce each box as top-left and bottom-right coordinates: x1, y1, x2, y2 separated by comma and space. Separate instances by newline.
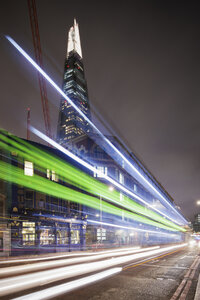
5, 36, 187, 226
0, 246, 158, 277
0, 243, 187, 296
0, 247, 140, 264
0, 131, 185, 232
87, 220, 181, 236
0, 158, 184, 233
31, 127, 185, 228
13, 268, 122, 300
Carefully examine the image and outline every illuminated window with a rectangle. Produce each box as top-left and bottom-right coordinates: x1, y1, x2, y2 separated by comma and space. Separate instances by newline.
24, 161, 33, 176
77, 83, 85, 93
23, 222, 35, 227
119, 173, 124, 184
94, 166, 108, 178
57, 230, 69, 245
52, 170, 58, 182
11, 151, 18, 156
71, 225, 80, 244
47, 170, 58, 182
40, 228, 55, 245
97, 228, 106, 241
22, 222, 35, 246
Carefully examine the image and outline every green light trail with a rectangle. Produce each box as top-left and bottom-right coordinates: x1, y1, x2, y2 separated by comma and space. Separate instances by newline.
0, 160, 179, 232
0, 130, 186, 232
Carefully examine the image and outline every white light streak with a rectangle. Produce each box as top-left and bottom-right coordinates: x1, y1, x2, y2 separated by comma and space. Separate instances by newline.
31, 127, 183, 228
0, 243, 187, 297
13, 268, 122, 300
5, 35, 187, 225
0, 247, 140, 264
87, 220, 179, 236
189, 240, 196, 247
1, 246, 151, 277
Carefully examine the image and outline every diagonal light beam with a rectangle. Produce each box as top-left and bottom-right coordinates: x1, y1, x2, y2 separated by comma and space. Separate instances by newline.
5, 35, 187, 225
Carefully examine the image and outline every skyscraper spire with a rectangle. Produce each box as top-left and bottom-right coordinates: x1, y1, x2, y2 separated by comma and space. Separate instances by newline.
67, 18, 82, 58
57, 19, 91, 146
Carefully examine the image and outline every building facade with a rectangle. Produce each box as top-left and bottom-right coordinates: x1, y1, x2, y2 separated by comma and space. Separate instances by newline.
0, 129, 186, 256
0, 133, 87, 256
193, 214, 200, 232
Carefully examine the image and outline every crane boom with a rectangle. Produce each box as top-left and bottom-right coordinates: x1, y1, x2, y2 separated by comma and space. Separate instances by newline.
27, 0, 51, 138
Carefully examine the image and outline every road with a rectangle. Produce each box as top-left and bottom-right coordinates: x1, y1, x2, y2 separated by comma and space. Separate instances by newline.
0, 243, 199, 300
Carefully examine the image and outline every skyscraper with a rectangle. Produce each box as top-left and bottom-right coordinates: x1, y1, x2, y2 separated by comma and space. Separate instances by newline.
57, 19, 91, 146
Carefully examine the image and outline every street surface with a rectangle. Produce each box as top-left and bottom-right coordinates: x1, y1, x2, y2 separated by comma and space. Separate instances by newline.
0, 244, 199, 300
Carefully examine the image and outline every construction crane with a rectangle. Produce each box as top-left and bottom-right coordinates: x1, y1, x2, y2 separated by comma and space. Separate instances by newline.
27, 0, 51, 138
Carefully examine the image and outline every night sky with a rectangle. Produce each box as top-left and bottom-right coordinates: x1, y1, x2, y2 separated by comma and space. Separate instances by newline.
1, 1, 200, 221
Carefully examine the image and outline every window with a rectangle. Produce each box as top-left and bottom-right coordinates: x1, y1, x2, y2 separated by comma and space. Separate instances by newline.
77, 83, 86, 93
94, 166, 108, 178
25, 191, 33, 199
25, 191, 33, 208
75, 62, 83, 71
40, 228, 55, 245
52, 170, 58, 182
70, 202, 79, 214
0, 200, 3, 216
0, 232, 3, 252
94, 146, 105, 159
119, 173, 124, 184
22, 222, 35, 246
97, 228, 106, 241
71, 225, 80, 244
47, 169, 58, 182
38, 199, 44, 209
24, 161, 33, 176
57, 230, 69, 245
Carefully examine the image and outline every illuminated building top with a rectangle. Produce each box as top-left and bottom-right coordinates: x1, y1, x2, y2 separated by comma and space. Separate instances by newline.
67, 19, 82, 58
57, 19, 91, 145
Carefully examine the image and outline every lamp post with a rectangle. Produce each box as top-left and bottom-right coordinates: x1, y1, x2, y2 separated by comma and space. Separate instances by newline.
99, 186, 114, 246
100, 195, 102, 245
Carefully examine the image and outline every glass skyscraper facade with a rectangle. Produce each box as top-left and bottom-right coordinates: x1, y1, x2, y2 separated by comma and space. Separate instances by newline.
57, 19, 91, 146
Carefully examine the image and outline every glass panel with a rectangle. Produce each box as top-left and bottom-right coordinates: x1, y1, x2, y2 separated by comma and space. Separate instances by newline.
22, 222, 35, 245
57, 230, 69, 245
24, 161, 33, 176
40, 228, 55, 245
71, 226, 80, 244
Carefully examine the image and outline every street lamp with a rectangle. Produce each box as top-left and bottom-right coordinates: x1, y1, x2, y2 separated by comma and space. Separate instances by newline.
99, 186, 114, 245
197, 200, 200, 205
